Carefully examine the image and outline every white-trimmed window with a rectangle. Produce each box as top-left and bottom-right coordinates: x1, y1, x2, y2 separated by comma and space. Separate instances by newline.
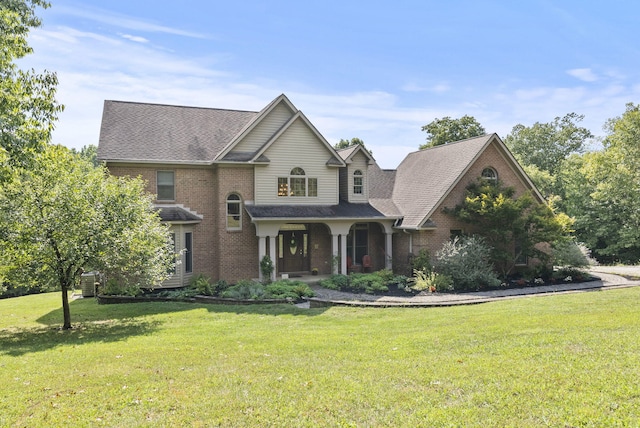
481, 167, 498, 182
277, 168, 318, 197
226, 193, 242, 230
157, 170, 175, 200
353, 170, 363, 195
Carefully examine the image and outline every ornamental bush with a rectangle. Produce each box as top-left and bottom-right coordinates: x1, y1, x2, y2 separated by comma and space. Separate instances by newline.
435, 235, 501, 291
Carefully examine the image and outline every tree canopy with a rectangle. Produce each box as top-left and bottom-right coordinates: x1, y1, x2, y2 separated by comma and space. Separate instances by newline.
334, 137, 372, 156
0, 0, 63, 176
420, 115, 485, 149
504, 113, 593, 176
0, 145, 174, 329
562, 103, 640, 264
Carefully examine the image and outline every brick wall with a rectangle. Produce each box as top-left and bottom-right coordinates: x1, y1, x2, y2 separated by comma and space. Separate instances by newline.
107, 164, 261, 284
215, 165, 259, 282
391, 141, 537, 270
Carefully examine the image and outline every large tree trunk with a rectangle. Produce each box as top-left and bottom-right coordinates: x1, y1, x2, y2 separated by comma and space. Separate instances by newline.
61, 284, 72, 330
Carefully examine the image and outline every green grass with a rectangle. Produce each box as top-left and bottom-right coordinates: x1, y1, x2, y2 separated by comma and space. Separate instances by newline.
1, 289, 640, 426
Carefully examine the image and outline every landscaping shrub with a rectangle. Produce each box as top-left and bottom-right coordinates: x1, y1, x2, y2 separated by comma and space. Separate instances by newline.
435, 235, 501, 291
221, 280, 265, 300
320, 274, 349, 290
410, 269, 453, 292
349, 273, 388, 294
374, 269, 395, 283
212, 279, 229, 296
264, 280, 315, 300
190, 274, 213, 295
0, 282, 46, 299
156, 288, 198, 298
553, 267, 588, 283
552, 241, 591, 268
410, 249, 431, 273
389, 274, 410, 291
101, 279, 143, 296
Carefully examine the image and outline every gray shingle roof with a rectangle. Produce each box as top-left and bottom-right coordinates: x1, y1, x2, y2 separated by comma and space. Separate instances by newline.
97, 101, 257, 163
245, 201, 390, 220
156, 206, 202, 223
392, 134, 495, 228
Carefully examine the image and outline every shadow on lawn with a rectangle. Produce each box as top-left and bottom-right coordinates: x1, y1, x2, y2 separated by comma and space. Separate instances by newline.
1, 296, 327, 356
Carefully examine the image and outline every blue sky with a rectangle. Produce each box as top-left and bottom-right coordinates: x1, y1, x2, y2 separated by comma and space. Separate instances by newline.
19, 0, 640, 168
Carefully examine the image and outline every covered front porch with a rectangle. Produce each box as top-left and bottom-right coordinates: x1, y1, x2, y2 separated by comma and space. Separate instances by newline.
245, 202, 398, 282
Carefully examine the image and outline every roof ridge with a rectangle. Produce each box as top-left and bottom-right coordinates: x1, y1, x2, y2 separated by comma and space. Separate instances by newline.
104, 100, 258, 114
407, 133, 494, 156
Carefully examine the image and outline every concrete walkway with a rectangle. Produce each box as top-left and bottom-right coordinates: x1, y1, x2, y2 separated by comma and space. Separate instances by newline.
302, 268, 640, 308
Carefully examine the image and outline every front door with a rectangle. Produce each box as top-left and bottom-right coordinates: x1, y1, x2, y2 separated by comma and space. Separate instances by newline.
279, 230, 309, 273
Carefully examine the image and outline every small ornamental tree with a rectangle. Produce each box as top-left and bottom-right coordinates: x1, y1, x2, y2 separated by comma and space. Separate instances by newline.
0, 146, 174, 329
444, 179, 572, 277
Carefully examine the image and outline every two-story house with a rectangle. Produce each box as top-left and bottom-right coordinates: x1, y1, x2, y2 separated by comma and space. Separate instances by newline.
97, 94, 543, 286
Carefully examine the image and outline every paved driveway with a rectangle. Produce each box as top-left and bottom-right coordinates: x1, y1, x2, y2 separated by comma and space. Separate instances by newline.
305, 268, 640, 308
589, 265, 640, 278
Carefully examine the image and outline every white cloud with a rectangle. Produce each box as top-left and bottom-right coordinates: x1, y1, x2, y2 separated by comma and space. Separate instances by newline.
19, 9, 640, 170
53, 5, 209, 39
120, 34, 149, 43
567, 68, 599, 82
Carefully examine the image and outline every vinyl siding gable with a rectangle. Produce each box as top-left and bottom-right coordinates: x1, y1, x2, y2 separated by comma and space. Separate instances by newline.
254, 118, 339, 205
232, 102, 294, 154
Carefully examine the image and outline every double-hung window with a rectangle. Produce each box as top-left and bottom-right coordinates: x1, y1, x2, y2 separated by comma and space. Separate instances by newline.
353, 170, 363, 195
157, 171, 175, 200
277, 168, 317, 197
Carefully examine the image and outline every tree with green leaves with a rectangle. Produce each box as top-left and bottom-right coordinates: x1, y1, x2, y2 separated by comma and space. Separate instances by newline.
562, 104, 640, 264
71, 144, 100, 167
420, 115, 485, 149
0, 0, 63, 178
334, 137, 372, 155
444, 179, 572, 277
0, 146, 174, 329
504, 113, 593, 176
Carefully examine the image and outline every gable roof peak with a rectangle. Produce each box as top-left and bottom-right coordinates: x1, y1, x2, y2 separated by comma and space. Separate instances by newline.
336, 143, 376, 164
413, 133, 496, 154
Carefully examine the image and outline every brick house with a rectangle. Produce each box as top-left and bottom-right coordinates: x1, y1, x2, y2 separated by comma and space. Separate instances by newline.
97, 94, 544, 286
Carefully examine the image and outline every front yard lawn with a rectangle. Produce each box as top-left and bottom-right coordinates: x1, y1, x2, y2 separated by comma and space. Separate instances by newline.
1, 289, 640, 426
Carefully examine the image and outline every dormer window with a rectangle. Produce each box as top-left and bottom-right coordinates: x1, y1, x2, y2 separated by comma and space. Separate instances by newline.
481, 167, 498, 181
277, 168, 318, 197
353, 170, 363, 195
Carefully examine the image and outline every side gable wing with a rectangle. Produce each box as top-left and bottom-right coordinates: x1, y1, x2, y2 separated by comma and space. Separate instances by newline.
393, 133, 546, 230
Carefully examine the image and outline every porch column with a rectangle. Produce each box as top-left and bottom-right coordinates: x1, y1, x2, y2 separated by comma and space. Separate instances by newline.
340, 234, 348, 275
258, 236, 267, 282
331, 234, 339, 274
269, 235, 277, 282
385, 232, 393, 270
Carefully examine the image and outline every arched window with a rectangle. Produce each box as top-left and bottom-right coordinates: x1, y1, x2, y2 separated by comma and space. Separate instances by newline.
277, 167, 318, 197
353, 170, 363, 195
481, 167, 498, 181
226, 193, 242, 230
